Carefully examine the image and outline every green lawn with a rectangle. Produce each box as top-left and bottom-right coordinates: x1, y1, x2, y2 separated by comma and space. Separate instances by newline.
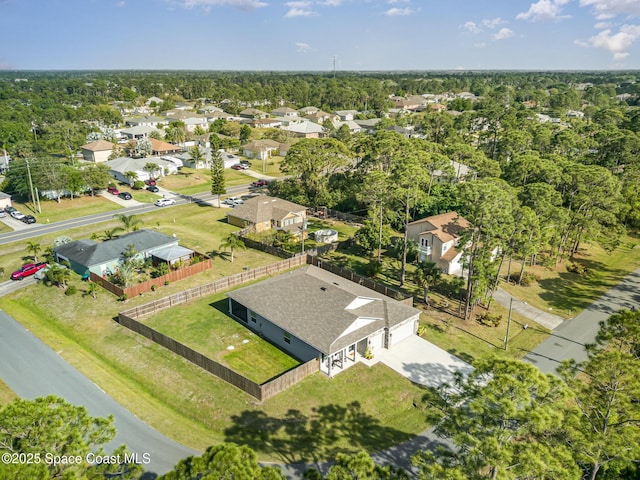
131, 190, 159, 203
144, 294, 300, 384
10, 195, 122, 224
246, 155, 286, 177
500, 235, 640, 318
0, 379, 17, 406
158, 168, 253, 195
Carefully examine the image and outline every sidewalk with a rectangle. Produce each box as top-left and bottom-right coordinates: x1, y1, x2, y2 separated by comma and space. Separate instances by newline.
492, 288, 565, 330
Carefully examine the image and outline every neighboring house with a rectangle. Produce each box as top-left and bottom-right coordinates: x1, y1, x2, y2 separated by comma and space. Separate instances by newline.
433, 160, 475, 184
53, 229, 188, 278
145, 96, 164, 106
120, 126, 157, 140
80, 140, 115, 163
124, 116, 168, 128
281, 120, 324, 138
334, 110, 358, 121
204, 111, 236, 122
163, 110, 208, 133
304, 110, 336, 124
105, 157, 178, 184
354, 118, 382, 133
331, 119, 362, 134
406, 212, 470, 275
270, 107, 299, 119
242, 139, 280, 159
250, 118, 283, 129
385, 125, 414, 138
227, 265, 420, 376
227, 195, 307, 237
149, 138, 183, 156
198, 105, 224, 114
298, 106, 319, 115
239, 108, 269, 120
0, 191, 12, 210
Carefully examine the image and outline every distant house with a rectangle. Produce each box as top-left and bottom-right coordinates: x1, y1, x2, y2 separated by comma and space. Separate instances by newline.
163, 110, 208, 133
105, 157, 178, 185
298, 106, 319, 115
433, 160, 475, 184
354, 118, 382, 133
242, 139, 280, 159
53, 229, 185, 278
149, 138, 182, 156
120, 126, 157, 140
80, 140, 115, 163
227, 265, 420, 376
250, 118, 283, 129
270, 107, 299, 119
124, 116, 168, 128
239, 108, 269, 120
331, 119, 362, 134
304, 110, 336, 124
227, 195, 307, 237
407, 212, 470, 275
281, 120, 324, 138
0, 191, 12, 210
334, 110, 358, 121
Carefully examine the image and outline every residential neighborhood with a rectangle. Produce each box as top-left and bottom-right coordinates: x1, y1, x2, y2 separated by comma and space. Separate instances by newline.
0, 70, 639, 480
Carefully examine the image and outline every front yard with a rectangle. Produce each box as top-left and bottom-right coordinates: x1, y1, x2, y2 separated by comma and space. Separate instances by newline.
158, 167, 254, 195
8, 195, 123, 224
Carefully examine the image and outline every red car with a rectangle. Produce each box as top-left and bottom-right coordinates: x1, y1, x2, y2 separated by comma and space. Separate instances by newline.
251, 180, 268, 187
145, 179, 157, 186
11, 262, 48, 281
107, 186, 119, 195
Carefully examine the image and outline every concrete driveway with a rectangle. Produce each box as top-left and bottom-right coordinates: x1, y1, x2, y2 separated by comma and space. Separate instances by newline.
375, 335, 473, 389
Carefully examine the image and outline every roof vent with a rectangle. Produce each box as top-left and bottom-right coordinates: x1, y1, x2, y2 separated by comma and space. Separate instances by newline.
333, 282, 339, 285
320, 287, 327, 291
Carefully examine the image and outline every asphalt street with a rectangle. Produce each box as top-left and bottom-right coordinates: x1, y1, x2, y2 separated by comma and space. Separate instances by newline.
523, 266, 640, 373
0, 309, 200, 476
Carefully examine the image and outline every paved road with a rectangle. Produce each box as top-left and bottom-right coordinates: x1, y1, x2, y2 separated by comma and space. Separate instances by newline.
523, 266, 640, 373
0, 309, 199, 476
0, 183, 255, 246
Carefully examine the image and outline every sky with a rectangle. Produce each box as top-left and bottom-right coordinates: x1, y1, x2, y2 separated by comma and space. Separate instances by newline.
1, 0, 640, 71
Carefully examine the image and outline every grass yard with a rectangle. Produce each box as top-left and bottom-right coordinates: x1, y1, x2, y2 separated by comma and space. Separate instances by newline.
500, 235, 640, 318
9, 195, 122, 224
0, 278, 430, 462
144, 294, 300, 383
130, 190, 160, 203
0, 379, 17, 406
0, 222, 12, 234
159, 168, 254, 195
246, 155, 286, 177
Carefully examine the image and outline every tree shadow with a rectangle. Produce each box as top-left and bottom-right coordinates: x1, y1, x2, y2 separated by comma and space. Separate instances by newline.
224, 401, 416, 465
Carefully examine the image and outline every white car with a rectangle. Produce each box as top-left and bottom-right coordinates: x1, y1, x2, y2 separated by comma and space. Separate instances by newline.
222, 197, 244, 206
155, 198, 176, 207
10, 211, 25, 220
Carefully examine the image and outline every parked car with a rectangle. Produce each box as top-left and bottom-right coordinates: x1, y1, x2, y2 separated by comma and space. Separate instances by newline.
251, 179, 268, 188
4, 206, 16, 213
0, 210, 5, 218
240, 160, 252, 166
231, 163, 249, 170
21, 215, 36, 224
146, 185, 160, 193
11, 262, 48, 281
118, 192, 132, 200
107, 186, 119, 195
145, 178, 157, 186
10, 210, 25, 220
222, 196, 244, 206
155, 198, 176, 207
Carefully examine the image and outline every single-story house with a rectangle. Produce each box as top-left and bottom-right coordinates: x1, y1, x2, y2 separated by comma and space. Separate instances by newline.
227, 265, 420, 376
242, 139, 280, 159
407, 212, 470, 275
334, 110, 358, 121
250, 118, 283, 129
304, 110, 337, 124
354, 118, 382, 133
80, 140, 115, 163
120, 125, 157, 140
331, 119, 362, 134
298, 106, 319, 115
270, 107, 299, 118
239, 108, 269, 120
227, 195, 307, 236
105, 157, 178, 184
53, 229, 187, 278
124, 116, 168, 128
149, 138, 182, 156
165, 111, 208, 133
281, 120, 324, 138
0, 191, 12, 210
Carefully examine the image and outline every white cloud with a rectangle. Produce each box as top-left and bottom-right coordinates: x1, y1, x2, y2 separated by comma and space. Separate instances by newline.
580, 0, 640, 20
384, 7, 413, 16
116, 1, 126, 6
285, 1, 317, 17
517, 0, 571, 22
387, 0, 410, 3
178, 0, 267, 11
482, 17, 506, 29
296, 42, 311, 52
594, 21, 612, 28
319, 0, 341, 4
585, 24, 640, 57
493, 27, 515, 40
463, 21, 482, 33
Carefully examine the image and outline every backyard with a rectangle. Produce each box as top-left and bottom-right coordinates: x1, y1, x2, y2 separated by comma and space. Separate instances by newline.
143, 293, 300, 384
159, 167, 254, 194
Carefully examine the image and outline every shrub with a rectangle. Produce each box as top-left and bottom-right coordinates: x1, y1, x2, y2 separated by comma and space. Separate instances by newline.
65, 285, 77, 296
417, 324, 428, 337
164, 280, 170, 286
132, 180, 145, 190
364, 259, 383, 278
514, 271, 539, 287
476, 312, 502, 327
363, 347, 374, 360
567, 263, 588, 275
118, 294, 128, 302
150, 284, 157, 292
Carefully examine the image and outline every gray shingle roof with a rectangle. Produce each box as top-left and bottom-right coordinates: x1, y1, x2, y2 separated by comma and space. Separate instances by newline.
228, 196, 307, 225
227, 265, 420, 354
54, 229, 177, 269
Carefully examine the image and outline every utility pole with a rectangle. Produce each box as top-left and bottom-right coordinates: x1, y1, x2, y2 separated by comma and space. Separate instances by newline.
504, 297, 513, 350
25, 159, 39, 214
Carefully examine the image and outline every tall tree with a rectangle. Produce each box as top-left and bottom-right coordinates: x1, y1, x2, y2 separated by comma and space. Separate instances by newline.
112, 213, 142, 233
413, 261, 441, 304
189, 145, 205, 171
415, 357, 579, 480
219, 233, 246, 263
26, 241, 41, 262
210, 149, 226, 206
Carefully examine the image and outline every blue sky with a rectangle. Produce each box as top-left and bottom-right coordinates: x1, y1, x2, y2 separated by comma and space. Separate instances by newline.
1, 0, 639, 70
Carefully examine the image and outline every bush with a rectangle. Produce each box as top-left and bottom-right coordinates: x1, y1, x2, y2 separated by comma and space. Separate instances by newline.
364, 259, 383, 278
514, 271, 539, 287
151, 284, 157, 291
118, 294, 128, 302
65, 285, 77, 296
476, 312, 502, 327
567, 263, 588, 275
363, 347, 374, 360
417, 324, 428, 337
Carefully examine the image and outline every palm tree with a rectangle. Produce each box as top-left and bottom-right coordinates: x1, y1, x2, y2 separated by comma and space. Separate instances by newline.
26, 241, 42, 262
219, 233, 246, 263
414, 261, 441, 305
124, 171, 138, 186
144, 162, 159, 181
189, 145, 204, 171
85, 281, 99, 299
112, 213, 143, 233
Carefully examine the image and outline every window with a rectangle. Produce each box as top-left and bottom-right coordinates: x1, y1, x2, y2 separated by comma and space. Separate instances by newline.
421, 238, 429, 247
250, 311, 257, 323
284, 331, 291, 344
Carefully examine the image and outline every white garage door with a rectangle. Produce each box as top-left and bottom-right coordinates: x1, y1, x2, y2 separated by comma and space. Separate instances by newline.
389, 319, 416, 347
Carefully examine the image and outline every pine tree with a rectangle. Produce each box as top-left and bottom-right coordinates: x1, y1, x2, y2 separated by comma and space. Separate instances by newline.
210, 149, 226, 207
